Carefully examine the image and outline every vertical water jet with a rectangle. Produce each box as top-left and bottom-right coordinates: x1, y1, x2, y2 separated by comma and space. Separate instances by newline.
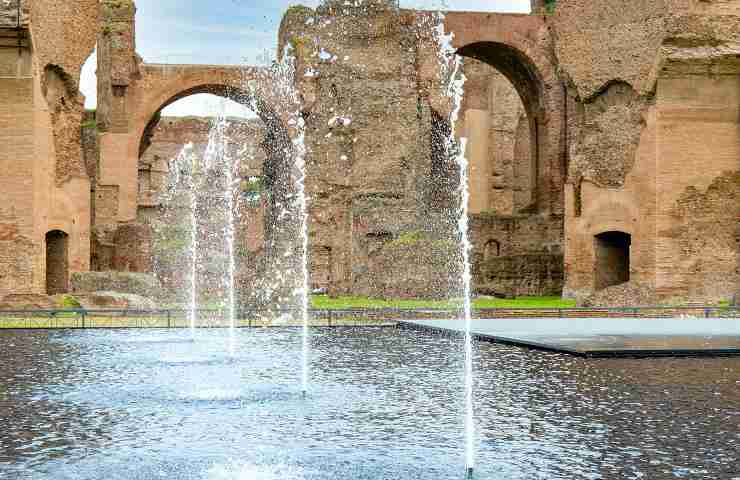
433, 11, 476, 476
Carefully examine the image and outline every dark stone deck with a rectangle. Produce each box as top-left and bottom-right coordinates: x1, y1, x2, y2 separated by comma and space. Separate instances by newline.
400, 317, 740, 357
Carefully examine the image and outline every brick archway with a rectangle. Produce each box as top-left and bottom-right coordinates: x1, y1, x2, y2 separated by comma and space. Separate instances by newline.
443, 12, 565, 214
98, 62, 295, 224
132, 65, 291, 162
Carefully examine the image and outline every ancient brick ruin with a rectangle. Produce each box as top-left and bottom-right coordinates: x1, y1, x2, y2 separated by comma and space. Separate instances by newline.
1, 0, 738, 305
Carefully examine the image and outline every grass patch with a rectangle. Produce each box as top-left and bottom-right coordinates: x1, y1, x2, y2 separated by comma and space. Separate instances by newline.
310, 295, 575, 310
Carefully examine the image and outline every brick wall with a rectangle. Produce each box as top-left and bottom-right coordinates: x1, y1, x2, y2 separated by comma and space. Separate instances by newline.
0, 28, 35, 296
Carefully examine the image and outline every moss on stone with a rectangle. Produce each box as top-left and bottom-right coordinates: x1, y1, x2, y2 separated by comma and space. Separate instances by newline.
286, 5, 314, 17
288, 34, 314, 58
58, 294, 82, 309
390, 230, 425, 246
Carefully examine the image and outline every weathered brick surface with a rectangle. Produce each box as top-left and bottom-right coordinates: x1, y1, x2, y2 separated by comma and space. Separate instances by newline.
558, 0, 740, 302
70, 271, 160, 297
0, 0, 94, 298
0, 0, 736, 306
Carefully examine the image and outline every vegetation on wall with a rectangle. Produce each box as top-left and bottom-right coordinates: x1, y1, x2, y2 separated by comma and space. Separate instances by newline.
58, 294, 82, 309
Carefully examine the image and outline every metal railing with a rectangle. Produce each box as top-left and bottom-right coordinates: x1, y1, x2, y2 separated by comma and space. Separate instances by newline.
0, 308, 398, 329
0, 306, 736, 329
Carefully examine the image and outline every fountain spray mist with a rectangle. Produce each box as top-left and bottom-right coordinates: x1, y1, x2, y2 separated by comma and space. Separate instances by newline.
223, 118, 238, 358
185, 144, 199, 339
204, 113, 238, 356
294, 118, 310, 397
247, 53, 311, 394
282, 71, 311, 397
433, 13, 475, 477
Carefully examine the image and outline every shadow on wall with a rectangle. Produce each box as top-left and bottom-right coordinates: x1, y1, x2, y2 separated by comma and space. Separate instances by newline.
594, 231, 630, 291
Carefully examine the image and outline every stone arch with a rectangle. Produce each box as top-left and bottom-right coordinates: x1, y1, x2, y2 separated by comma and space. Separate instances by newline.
484, 239, 501, 261
455, 41, 557, 214
46, 230, 69, 295
95, 64, 296, 224
131, 66, 291, 167
443, 12, 564, 214
122, 65, 302, 304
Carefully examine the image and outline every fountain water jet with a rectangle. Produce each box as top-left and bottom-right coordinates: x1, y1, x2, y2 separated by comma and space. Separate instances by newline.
243, 55, 311, 394
203, 112, 239, 356
187, 145, 199, 340
293, 119, 311, 397
433, 12, 476, 477
162, 143, 200, 337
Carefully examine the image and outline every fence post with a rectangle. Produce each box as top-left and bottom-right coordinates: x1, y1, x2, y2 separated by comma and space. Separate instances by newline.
81, 310, 86, 329
167, 310, 172, 328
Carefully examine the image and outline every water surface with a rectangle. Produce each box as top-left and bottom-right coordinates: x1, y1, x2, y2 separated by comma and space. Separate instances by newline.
0, 328, 737, 479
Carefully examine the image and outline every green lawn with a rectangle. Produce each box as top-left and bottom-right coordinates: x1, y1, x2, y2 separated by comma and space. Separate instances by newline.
310, 295, 576, 310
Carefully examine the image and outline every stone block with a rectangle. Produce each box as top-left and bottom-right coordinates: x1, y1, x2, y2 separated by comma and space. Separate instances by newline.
70, 271, 161, 297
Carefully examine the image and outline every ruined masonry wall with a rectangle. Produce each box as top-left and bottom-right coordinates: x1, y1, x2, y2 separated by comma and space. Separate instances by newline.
0, 0, 95, 297
556, 0, 740, 302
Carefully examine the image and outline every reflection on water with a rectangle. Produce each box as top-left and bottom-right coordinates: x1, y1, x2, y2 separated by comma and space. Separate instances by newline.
0, 329, 737, 479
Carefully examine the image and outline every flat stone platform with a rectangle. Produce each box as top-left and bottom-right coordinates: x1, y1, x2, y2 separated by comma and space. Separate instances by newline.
399, 317, 740, 357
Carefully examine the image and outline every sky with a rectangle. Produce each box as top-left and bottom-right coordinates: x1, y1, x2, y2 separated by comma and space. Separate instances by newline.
80, 0, 530, 117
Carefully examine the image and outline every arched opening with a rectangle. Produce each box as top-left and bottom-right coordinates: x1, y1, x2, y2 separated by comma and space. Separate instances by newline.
138, 84, 292, 305
456, 42, 547, 214
484, 239, 501, 261
46, 230, 69, 295
311, 246, 333, 294
594, 231, 631, 290
137, 93, 259, 223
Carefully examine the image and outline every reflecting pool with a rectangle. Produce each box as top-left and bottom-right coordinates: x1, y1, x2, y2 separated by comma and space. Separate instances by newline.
0, 328, 737, 479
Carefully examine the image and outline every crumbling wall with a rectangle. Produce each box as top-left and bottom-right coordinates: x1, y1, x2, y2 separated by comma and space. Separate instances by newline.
360, 232, 461, 300
556, 0, 740, 303
664, 172, 739, 302
112, 223, 151, 273
278, 1, 571, 299
476, 254, 563, 298
96, 0, 136, 133
568, 81, 649, 189
0, 22, 34, 296
470, 214, 564, 296
0, 0, 96, 297
280, 1, 436, 297
553, 0, 684, 191
0, 209, 35, 297
30, 0, 97, 184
